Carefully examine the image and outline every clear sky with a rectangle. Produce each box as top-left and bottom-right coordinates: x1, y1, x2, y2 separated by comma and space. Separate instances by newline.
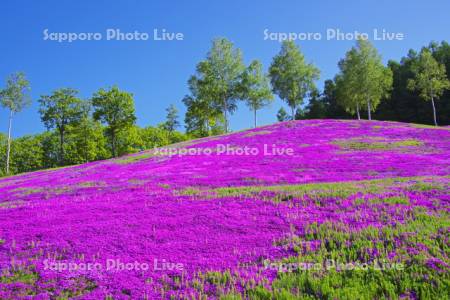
1, 0, 449, 137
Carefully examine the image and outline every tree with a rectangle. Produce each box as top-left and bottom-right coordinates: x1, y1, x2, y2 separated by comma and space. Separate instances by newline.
374, 50, 426, 124
0, 134, 6, 177
321, 79, 351, 119
334, 40, 392, 120
116, 125, 143, 156
92, 86, 136, 157
0, 72, 31, 174
354, 39, 392, 120
299, 79, 351, 120
373, 42, 450, 125
407, 49, 450, 126
192, 38, 245, 133
38, 88, 82, 165
183, 74, 224, 138
10, 134, 44, 174
65, 101, 108, 164
163, 104, 180, 133
276, 107, 291, 122
302, 88, 327, 119
40, 131, 60, 169
269, 41, 320, 119
335, 58, 364, 120
239, 60, 273, 127
139, 126, 170, 149
357, 39, 393, 120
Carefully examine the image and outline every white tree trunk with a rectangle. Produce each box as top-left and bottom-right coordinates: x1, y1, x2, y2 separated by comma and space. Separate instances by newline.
254, 108, 257, 128
6, 110, 13, 174
356, 103, 361, 120
367, 99, 372, 120
223, 100, 228, 133
431, 97, 438, 126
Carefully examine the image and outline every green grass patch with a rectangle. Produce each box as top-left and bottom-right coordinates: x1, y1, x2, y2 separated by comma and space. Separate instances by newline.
0, 268, 97, 299
0, 269, 38, 285
333, 139, 423, 151
114, 151, 159, 164
369, 196, 410, 205
408, 181, 445, 191
159, 183, 170, 189
411, 123, 450, 130
243, 130, 272, 137
178, 177, 422, 201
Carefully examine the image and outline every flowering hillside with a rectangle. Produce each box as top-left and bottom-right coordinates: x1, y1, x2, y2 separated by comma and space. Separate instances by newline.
0, 119, 449, 299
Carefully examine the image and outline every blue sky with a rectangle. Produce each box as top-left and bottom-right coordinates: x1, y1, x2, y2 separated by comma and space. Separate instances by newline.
1, 0, 449, 137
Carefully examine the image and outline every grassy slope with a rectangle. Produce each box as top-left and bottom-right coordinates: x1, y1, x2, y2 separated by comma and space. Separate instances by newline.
0, 119, 449, 299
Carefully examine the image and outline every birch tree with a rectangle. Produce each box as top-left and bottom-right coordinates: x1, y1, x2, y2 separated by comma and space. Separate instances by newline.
407, 49, 450, 126
0, 72, 31, 174
269, 41, 320, 120
239, 60, 273, 127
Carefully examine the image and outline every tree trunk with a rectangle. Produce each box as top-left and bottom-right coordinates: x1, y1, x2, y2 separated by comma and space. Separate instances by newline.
205, 119, 210, 135
356, 103, 361, 120
84, 126, 88, 163
367, 99, 372, 120
6, 110, 13, 174
254, 108, 257, 128
59, 130, 65, 166
223, 100, 228, 133
291, 106, 295, 120
111, 130, 116, 157
431, 97, 438, 126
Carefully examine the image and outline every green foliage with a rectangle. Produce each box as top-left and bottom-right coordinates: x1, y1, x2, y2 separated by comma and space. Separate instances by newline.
139, 126, 170, 149
407, 48, 450, 126
38, 88, 83, 165
301, 80, 352, 120
183, 92, 224, 138
9, 135, 45, 174
168, 130, 188, 144
335, 39, 393, 120
269, 41, 320, 119
276, 107, 291, 122
299, 89, 326, 119
374, 42, 450, 125
163, 104, 180, 133
335, 49, 364, 119
247, 286, 272, 300
239, 60, 274, 127
0, 121, 189, 176
116, 125, 143, 156
0, 120, 190, 177
0, 133, 6, 177
408, 49, 450, 102
220, 293, 242, 300
356, 39, 393, 119
188, 38, 245, 133
0, 72, 31, 113
40, 131, 60, 169
92, 86, 137, 157
0, 72, 31, 174
65, 121, 108, 164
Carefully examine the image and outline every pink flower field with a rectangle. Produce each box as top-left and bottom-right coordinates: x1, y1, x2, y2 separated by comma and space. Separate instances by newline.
0, 119, 449, 299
